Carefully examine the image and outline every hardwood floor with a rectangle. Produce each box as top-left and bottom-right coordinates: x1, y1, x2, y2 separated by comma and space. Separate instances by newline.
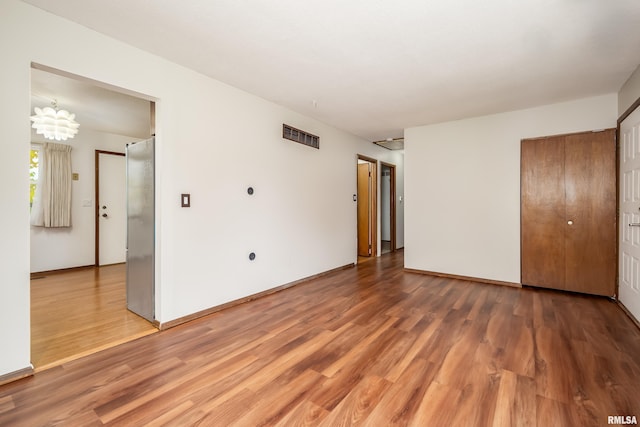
3, 251, 638, 425
30, 264, 157, 371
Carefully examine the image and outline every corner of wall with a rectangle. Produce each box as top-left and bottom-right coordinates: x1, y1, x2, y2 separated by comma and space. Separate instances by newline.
619, 64, 640, 117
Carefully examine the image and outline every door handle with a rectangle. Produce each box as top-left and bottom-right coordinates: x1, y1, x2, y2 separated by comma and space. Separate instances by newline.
629, 223, 640, 227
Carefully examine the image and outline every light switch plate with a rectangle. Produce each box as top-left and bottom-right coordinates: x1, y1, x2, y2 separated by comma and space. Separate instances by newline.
181, 193, 190, 207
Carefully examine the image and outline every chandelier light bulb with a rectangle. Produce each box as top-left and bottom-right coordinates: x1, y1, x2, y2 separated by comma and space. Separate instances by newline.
30, 102, 80, 141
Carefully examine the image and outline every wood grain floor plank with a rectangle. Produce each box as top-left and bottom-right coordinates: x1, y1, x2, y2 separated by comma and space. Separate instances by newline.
448, 361, 501, 427
232, 368, 325, 426
492, 369, 519, 427
500, 315, 535, 378
321, 316, 398, 378
362, 357, 437, 426
409, 381, 459, 427
317, 375, 391, 427
535, 325, 580, 405
513, 374, 537, 427
385, 317, 442, 383
1, 250, 639, 426
143, 400, 194, 427
167, 388, 259, 427
0, 395, 15, 415
98, 352, 259, 424
536, 395, 582, 427
273, 400, 329, 427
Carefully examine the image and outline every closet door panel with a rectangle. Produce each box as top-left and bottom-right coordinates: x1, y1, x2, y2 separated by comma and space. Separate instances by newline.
521, 137, 566, 289
564, 130, 616, 296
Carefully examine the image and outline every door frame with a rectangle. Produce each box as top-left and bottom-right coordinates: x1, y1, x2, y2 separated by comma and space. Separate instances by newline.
617, 95, 640, 325
618, 96, 640, 294
380, 161, 397, 253
94, 150, 125, 266
357, 155, 378, 258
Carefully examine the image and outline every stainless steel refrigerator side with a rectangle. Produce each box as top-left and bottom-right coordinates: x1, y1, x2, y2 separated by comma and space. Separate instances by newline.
126, 137, 155, 322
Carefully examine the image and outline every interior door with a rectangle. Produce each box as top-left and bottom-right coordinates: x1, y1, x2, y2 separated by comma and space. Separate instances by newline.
97, 152, 126, 266
521, 130, 616, 296
620, 107, 640, 320
521, 136, 566, 289
564, 130, 616, 296
126, 138, 155, 322
357, 162, 371, 257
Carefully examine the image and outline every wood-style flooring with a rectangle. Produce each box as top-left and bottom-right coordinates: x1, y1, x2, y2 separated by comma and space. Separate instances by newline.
31, 264, 157, 371
3, 251, 638, 426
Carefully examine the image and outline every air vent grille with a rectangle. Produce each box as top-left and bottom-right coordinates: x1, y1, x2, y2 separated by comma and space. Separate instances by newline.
283, 124, 319, 149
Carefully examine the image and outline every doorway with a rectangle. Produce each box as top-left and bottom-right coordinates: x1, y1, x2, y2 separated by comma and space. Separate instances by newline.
380, 162, 396, 255
357, 155, 377, 261
29, 64, 156, 370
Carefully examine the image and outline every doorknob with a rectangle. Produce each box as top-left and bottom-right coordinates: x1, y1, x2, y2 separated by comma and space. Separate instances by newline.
567, 220, 573, 225
102, 213, 108, 218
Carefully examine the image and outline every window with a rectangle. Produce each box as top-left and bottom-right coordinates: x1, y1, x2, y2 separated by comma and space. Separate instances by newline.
29, 146, 40, 209
30, 142, 73, 227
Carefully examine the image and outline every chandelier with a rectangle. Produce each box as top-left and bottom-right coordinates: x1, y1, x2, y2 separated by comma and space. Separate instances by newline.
30, 100, 80, 141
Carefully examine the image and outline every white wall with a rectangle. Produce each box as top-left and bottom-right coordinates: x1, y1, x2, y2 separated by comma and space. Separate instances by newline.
30, 130, 140, 272
405, 94, 617, 284
619, 63, 640, 116
0, 1, 403, 377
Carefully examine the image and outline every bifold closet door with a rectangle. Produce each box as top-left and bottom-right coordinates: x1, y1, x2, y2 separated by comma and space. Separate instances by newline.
521, 129, 616, 296
563, 130, 616, 296
521, 137, 566, 290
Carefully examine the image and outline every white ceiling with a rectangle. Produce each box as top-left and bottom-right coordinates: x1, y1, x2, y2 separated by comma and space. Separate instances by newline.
23, 0, 640, 141
31, 67, 151, 139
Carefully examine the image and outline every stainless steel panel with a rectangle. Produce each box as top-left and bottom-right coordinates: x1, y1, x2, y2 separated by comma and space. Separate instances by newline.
126, 137, 155, 321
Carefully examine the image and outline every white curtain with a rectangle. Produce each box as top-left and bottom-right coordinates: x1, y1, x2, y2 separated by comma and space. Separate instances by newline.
30, 142, 72, 228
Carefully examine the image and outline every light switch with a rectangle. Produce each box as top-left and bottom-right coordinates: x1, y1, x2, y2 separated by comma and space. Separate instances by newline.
181, 193, 190, 207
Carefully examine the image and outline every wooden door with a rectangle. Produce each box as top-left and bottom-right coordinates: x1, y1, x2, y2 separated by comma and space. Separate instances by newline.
521, 130, 616, 296
564, 130, 616, 295
357, 162, 371, 257
620, 107, 640, 320
521, 137, 566, 289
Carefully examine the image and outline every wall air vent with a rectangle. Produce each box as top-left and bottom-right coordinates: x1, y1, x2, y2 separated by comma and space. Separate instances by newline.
283, 124, 319, 149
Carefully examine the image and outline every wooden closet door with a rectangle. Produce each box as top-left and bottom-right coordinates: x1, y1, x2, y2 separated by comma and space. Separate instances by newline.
521, 136, 566, 289
564, 130, 616, 296
521, 130, 616, 296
